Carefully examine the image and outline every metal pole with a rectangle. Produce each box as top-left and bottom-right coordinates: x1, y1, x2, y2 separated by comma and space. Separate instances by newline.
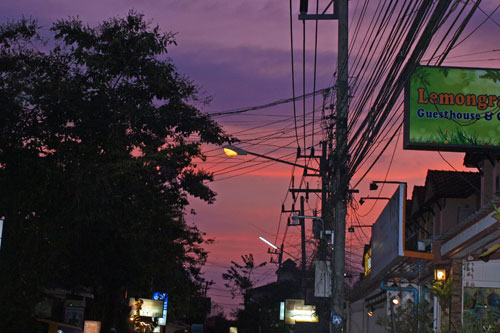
332, 0, 348, 331
390, 301, 397, 333
246, 151, 320, 172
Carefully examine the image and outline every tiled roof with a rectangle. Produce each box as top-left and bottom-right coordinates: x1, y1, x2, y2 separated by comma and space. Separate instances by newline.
425, 170, 480, 200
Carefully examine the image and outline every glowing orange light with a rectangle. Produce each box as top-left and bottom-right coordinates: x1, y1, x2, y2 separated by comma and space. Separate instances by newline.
223, 147, 239, 157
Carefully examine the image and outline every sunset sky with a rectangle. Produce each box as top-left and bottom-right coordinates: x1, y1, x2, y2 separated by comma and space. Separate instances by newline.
3, 0, 500, 314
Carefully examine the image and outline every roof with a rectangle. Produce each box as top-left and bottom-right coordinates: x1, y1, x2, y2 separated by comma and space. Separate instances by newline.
412, 186, 426, 206
279, 258, 298, 272
463, 152, 499, 168
425, 170, 480, 201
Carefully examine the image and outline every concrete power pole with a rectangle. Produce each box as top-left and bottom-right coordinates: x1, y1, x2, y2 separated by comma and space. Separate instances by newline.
298, 0, 348, 330
332, 0, 348, 331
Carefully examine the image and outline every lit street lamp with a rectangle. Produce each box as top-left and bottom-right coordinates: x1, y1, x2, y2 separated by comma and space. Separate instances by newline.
222, 145, 320, 172
258, 236, 278, 250
258, 236, 300, 262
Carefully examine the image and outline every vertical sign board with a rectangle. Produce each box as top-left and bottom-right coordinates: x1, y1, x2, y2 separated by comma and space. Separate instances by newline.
370, 184, 405, 278
314, 260, 332, 297
279, 302, 285, 321
152, 292, 168, 326
364, 248, 372, 277
405, 65, 500, 152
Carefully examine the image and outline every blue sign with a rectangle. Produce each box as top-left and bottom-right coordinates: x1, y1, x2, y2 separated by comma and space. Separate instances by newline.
152, 292, 168, 325
331, 312, 343, 325
153, 292, 167, 301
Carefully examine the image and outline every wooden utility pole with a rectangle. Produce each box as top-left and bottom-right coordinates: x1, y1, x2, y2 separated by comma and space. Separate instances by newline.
332, 0, 348, 331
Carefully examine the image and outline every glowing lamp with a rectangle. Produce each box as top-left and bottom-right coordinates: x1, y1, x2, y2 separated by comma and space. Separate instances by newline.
223, 147, 238, 157
259, 236, 278, 250
223, 145, 248, 157
434, 268, 447, 281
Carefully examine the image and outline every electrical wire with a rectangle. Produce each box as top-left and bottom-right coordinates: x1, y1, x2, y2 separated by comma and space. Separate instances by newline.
290, 0, 300, 147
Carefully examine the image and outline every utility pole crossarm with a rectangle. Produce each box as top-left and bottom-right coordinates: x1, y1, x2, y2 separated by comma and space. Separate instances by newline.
299, 13, 338, 20
298, 0, 338, 20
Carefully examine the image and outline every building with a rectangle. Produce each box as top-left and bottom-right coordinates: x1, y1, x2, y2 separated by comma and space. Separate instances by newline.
348, 159, 500, 332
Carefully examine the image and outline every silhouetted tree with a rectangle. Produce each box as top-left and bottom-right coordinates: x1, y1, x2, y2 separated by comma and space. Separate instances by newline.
0, 12, 229, 331
222, 254, 267, 301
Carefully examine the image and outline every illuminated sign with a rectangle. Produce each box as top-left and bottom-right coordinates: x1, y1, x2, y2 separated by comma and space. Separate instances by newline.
405, 65, 500, 151
284, 299, 318, 325
84, 321, 101, 333
129, 298, 163, 318
229, 327, 238, 333
364, 248, 372, 276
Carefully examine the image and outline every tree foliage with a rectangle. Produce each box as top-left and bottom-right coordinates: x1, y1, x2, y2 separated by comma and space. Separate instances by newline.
0, 12, 228, 330
376, 299, 434, 333
222, 254, 267, 300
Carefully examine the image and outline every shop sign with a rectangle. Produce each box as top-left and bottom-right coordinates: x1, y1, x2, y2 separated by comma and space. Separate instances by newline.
284, 299, 318, 325
129, 298, 163, 318
405, 66, 500, 151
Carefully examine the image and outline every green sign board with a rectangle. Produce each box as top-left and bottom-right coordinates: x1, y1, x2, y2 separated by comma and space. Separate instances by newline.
404, 65, 500, 151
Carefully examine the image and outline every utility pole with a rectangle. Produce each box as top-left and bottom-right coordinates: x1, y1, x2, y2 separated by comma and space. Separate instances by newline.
332, 0, 349, 330
321, 140, 334, 333
298, 1, 347, 330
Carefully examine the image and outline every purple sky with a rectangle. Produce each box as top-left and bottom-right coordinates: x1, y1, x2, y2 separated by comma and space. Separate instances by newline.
3, 0, 500, 315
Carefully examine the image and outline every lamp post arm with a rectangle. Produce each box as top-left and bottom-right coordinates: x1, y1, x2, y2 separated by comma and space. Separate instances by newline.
246, 151, 320, 172
373, 180, 406, 185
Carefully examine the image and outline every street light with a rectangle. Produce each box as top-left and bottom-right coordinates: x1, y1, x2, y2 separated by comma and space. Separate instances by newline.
258, 236, 299, 260
359, 197, 391, 205
259, 236, 278, 250
222, 145, 320, 172
369, 180, 406, 191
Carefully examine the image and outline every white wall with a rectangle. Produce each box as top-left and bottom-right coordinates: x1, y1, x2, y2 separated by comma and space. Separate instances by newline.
349, 298, 386, 333
463, 259, 500, 288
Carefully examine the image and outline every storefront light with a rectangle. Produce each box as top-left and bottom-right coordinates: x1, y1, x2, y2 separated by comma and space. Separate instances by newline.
367, 306, 374, 317
434, 268, 447, 281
